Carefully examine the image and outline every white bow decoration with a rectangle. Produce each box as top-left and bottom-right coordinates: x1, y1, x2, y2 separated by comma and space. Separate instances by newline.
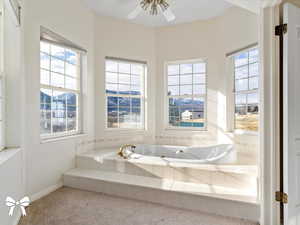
6, 196, 30, 216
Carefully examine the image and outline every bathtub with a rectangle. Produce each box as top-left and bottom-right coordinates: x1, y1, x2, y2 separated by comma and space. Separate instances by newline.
123, 144, 236, 164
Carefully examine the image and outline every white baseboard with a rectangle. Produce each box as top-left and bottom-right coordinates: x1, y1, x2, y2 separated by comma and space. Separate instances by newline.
30, 181, 63, 202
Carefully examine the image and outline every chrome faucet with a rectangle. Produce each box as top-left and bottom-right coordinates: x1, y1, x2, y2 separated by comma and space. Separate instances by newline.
118, 144, 136, 159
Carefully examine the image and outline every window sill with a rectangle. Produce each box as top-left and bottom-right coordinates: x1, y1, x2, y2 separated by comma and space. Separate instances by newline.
41, 133, 87, 144
164, 127, 208, 132
104, 128, 146, 133
0, 147, 21, 166
233, 129, 259, 136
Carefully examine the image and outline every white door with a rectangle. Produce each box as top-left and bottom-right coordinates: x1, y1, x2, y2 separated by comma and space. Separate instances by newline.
284, 3, 300, 225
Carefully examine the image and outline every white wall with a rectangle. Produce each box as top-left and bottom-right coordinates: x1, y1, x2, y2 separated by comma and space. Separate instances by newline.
22, 0, 95, 196
94, 16, 157, 149
0, 1, 24, 224
155, 7, 259, 163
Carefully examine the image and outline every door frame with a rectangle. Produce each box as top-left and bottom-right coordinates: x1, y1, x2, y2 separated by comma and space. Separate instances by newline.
259, 1, 281, 225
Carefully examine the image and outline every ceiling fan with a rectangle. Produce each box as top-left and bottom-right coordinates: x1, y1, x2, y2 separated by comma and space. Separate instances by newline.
128, 0, 175, 22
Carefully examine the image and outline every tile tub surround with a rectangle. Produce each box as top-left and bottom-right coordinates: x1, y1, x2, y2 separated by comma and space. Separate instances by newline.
76, 149, 258, 199
64, 168, 260, 221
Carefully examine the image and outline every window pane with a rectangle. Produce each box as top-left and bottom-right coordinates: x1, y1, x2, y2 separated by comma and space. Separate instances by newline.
169, 116, 180, 127
51, 72, 65, 88
235, 65, 248, 79
51, 57, 65, 74
107, 116, 118, 128
131, 75, 141, 86
249, 77, 259, 90
169, 107, 180, 117
41, 69, 50, 85
106, 60, 118, 72
66, 93, 77, 131
52, 91, 66, 133
180, 85, 192, 95
180, 64, 193, 74
65, 63, 77, 77
194, 74, 205, 84
193, 63, 206, 73
108, 105, 118, 120
119, 84, 131, 95
65, 77, 78, 90
119, 74, 131, 84
169, 97, 180, 107
168, 75, 179, 85
168, 65, 179, 75
40, 42, 50, 54
119, 97, 130, 107
132, 65, 143, 75
131, 85, 141, 95
193, 85, 205, 95
119, 63, 130, 74
180, 75, 192, 85
106, 83, 118, 94
235, 52, 248, 67
168, 86, 179, 96
106, 72, 118, 83
65, 50, 77, 65
249, 63, 259, 77
235, 93, 247, 105
132, 108, 141, 128
249, 48, 259, 64
248, 92, 259, 104
40, 101, 51, 135
235, 104, 258, 131
51, 45, 65, 60
235, 79, 248, 92
40, 53, 50, 70
119, 108, 132, 128
107, 96, 118, 108
131, 98, 141, 107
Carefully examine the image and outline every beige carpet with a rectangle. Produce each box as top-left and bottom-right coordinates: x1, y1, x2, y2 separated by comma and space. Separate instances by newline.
19, 187, 258, 225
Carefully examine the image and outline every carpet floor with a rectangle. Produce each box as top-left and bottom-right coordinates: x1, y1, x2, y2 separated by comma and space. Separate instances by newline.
19, 187, 258, 225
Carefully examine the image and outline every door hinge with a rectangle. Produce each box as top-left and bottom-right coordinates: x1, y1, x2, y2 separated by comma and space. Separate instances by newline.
276, 191, 288, 204
275, 24, 288, 36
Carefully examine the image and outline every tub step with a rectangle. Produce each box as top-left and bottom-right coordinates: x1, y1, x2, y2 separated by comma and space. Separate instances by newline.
76, 150, 258, 190
64, 168, 259, 222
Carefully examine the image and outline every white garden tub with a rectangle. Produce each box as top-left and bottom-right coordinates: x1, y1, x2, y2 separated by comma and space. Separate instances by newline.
122, 144, 236, 164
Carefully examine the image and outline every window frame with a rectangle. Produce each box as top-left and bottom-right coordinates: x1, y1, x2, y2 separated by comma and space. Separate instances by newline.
164, 59, 208, 131
39, 40, 84, 140
104, 57, 146, 131
232, 46, 259, 134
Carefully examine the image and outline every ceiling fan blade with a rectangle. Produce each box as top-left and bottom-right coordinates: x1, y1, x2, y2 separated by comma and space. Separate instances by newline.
163, 8, 175, 22
128, 5, 142, 20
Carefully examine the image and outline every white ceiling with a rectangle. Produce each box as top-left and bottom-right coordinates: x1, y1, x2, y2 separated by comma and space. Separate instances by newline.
81, 0, 234, 27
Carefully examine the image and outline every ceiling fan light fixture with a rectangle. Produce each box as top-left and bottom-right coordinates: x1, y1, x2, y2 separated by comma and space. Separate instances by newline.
128, 0, 175, 22
140, 0, 170, 15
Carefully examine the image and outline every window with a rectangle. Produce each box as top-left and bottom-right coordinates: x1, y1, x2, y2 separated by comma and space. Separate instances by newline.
234, 47, 259, 132
166, 60, 207, 129
40, 41, 82, 138
105, 58, 145, 129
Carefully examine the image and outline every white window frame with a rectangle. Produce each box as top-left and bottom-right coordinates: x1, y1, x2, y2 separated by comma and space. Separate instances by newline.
40, 40, 84, 140
164, 59, 207, 131
230, 45, 259, 135
104, 57, 146, 131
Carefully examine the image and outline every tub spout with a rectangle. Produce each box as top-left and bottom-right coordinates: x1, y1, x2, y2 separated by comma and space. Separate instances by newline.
118, 144, 136, 159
